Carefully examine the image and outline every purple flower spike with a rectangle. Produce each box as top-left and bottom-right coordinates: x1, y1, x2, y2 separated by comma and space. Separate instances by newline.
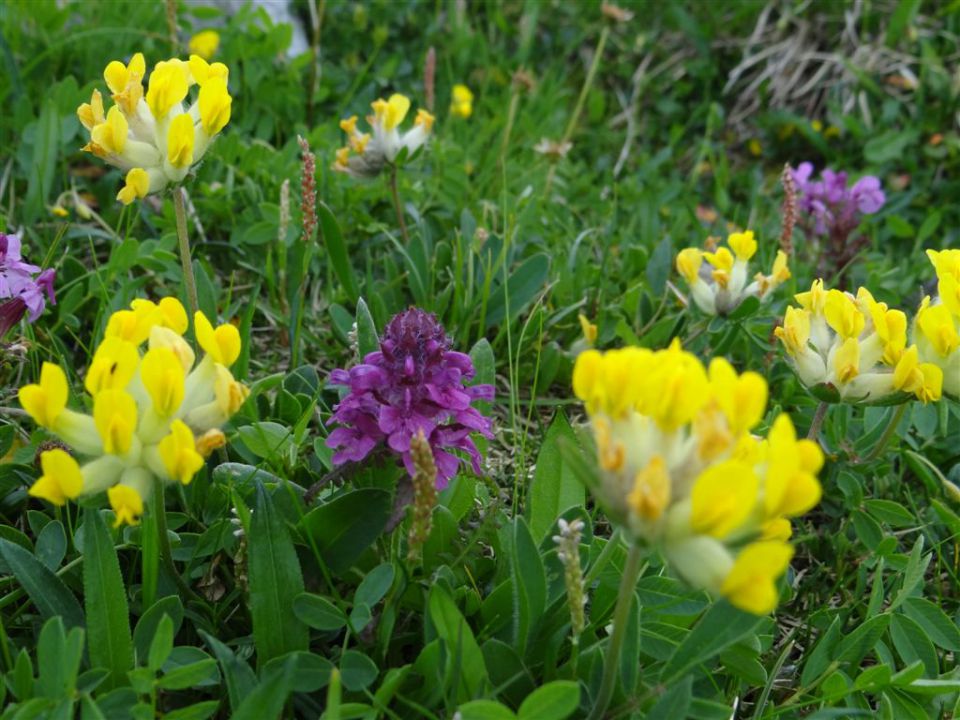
327, 307, 494, 488
790, 164, 885, 238
0, 232, 56, 327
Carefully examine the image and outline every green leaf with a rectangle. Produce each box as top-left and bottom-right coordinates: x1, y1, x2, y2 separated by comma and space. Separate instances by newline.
645, 234, 673, 296
863, 500, 915, 528
527, 411, 585, 542
889, 614, 938, 677
264, 651, 333, 693
890, 536, 929, 610
156, 659, 219, 690
248, 484, 308, 665
836, 614, 891, 669
354, 562, 395, 608
134, 596, 184, 663
902, 598, 960, 651
319, 202, 359, 302
427, 584, 488, 701
82, 509, 134, 690
231, 656, 296, 720
456, 700, 517, 720
886, 0, 921, 45
485, 254, 550, 327
355, 298, 379, 356
294, 593, 347, 631
148, 616, 174, 672
517, 680, 580, 720
340, 650, 378, 692
25, 99, 59, 220
0, 538, 84, 629
661, 602, 763, 682
35, 520, 66, 570
200, 631, 257, 712
299, 488, 391, 575
645, 675, 692, 720
162, 702, 220, 720
37, 617, 83, 700
506, 517, 546, 655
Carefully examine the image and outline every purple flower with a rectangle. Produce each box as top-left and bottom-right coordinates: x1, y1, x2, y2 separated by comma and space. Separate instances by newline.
790, 164, 885, 238
327, 307, 494, 489
0, 232, 55, 325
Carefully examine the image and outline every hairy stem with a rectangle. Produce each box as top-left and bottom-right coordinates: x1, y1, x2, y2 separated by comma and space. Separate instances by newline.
807, 401, 829, 440
173, 188, 200, 317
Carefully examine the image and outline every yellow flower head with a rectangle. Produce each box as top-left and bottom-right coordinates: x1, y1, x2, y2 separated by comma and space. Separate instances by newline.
91, 106, 128, 155
763, 414, 823, 519
676, 248, 703, 285
94, 389, 138, 455
720, 541, 794, 614
141, 347, 186, 417
894, 345, 943, 403
194, 311, 241, 367
117, 168, 150, 205
167, 113, 195, 168
29, 449, 83, 507
18, 362, 68, 429
708, 357, 767, 437
188, 55, 229, 86
833, 336, 860, 384
917, 298, 960, 357
189, 30, 220, 60
775, 307, 811, 357
690, 460, 758, 537
372, 94, 411, 132
77, 89, 105, 131
578, 313, 598, 345
641, 341, 709, 431
85, 337, 139, 395
795, 279, 827, 315
824, 289, 865, 339
727, 231, 757, 261
159, 419, 204, 485
198, 76, 232, 136
450, 84, 474, 119
108, 484, 143, 527
146, 60, 189, 119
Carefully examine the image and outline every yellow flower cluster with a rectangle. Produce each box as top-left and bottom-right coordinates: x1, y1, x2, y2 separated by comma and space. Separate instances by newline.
573, 341, 822, 614
19, 298, 248, 526
676, 231, 791, 315
776, 280, 942, 404
334, 94, 434, 179
916, 249, 960, 397
77, 52, 232, 205
450, 84, 474, 119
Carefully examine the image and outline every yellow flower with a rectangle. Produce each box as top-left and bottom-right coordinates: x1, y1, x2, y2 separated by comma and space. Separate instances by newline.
194, 311, 241, 367
146, 60, 189, 120
893, 346, 943, 403
775, 307, 810, 357
158, 419, 205, 485
104, 53, 146, 95
720, 541, 794, 614
627, 456, 671, 521
18, 362, 68, 428
708, 357, 767, 437
450, 84, 474, 119
824, 290, 864, 339
578, 313, 598, 345
690, 460, 758, 538
85, 337, 139, 395
108, 484, 144, 527
676, 248, 703, 285
117, 168, 150, 205
795, 279, 827, 314
916, 299, 959, 357
373, 94, 411, 132
727, 231, 757, 261
198, 77, 232, 136
167, 113, 195, 168
141, 347, 186, 417
29, 450, 83, 506
189, 30, 220, 60
763, 414, 823, 519
77, 89, 105, 131
833, 337, 860, 384
91, 106, 128, 155
94, 389, 138, 455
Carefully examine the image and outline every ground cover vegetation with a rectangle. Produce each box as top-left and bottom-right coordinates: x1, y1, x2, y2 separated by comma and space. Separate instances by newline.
0, 0, 959, 718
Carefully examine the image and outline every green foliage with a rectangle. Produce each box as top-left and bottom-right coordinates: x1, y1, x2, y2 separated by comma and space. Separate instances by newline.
1, 1, 959, 719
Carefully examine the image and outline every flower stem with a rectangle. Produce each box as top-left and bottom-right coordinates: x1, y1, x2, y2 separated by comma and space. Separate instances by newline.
153, 481, 203, 604
587, 540, 643, 720
863, 403, 908, 463
388, 166, 409, 244
807, 401, 829, 440
173, 188, 200, 318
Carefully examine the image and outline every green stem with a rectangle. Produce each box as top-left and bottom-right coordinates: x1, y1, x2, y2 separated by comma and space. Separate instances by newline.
545, 24, 609, 197
587, 541, 643, 720
863, 403, 908, 463
806, 401, 829, 440
173, 188, 200, 318
153, 482, 203, 604
388, 166, 409, 244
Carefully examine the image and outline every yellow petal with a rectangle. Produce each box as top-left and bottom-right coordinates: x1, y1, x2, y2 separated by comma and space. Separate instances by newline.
108, 484, 144, 527
166, 113, 195, 168
690, 460, 757, 538
159, 419, 205, 484
727, 230, 757, 261
720, 541, 794, 614
676, 248, 703, 285
29, 449, 83, 506
146, 60, 189, 119
116, 168, 150, 205
93, 389, 138, 455
198, 76, 232, 136
194, 311, 241, 367
18, 362, 68, 428
188, 30, 220, 60
141, 347, 185, 417
627, 455, 671, 521
85, 337, 139, 395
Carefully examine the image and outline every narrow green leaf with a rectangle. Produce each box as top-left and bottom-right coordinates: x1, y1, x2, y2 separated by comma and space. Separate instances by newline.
902, 598, 960, 651
355, 298, 379, 356
457, 700, 517, 720
248, 484, 308, 665
200, 630, 257, 712
82, 508, 134, 690
318, 202, 359, 301
428, 584, 488, 701
528, 411, 585, 541
661, 602, 763, 682
506, 517, 546, 655
25, 99, 59, 220
0, 538, 84, 629
148, 616, 174, 672
517, 680, 580, 720
835, 614, 891, 669
231, 656, 296, 720
645, 675, 692, 720
889, 614, 938, 678
299, 488, 391, 575
156, 659, 219, 690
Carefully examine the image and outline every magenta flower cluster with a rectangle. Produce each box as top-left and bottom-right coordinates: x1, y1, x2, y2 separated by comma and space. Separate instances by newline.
0, 232, 56, 338
791, 163, 885, 237
327, 308, 494, 488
